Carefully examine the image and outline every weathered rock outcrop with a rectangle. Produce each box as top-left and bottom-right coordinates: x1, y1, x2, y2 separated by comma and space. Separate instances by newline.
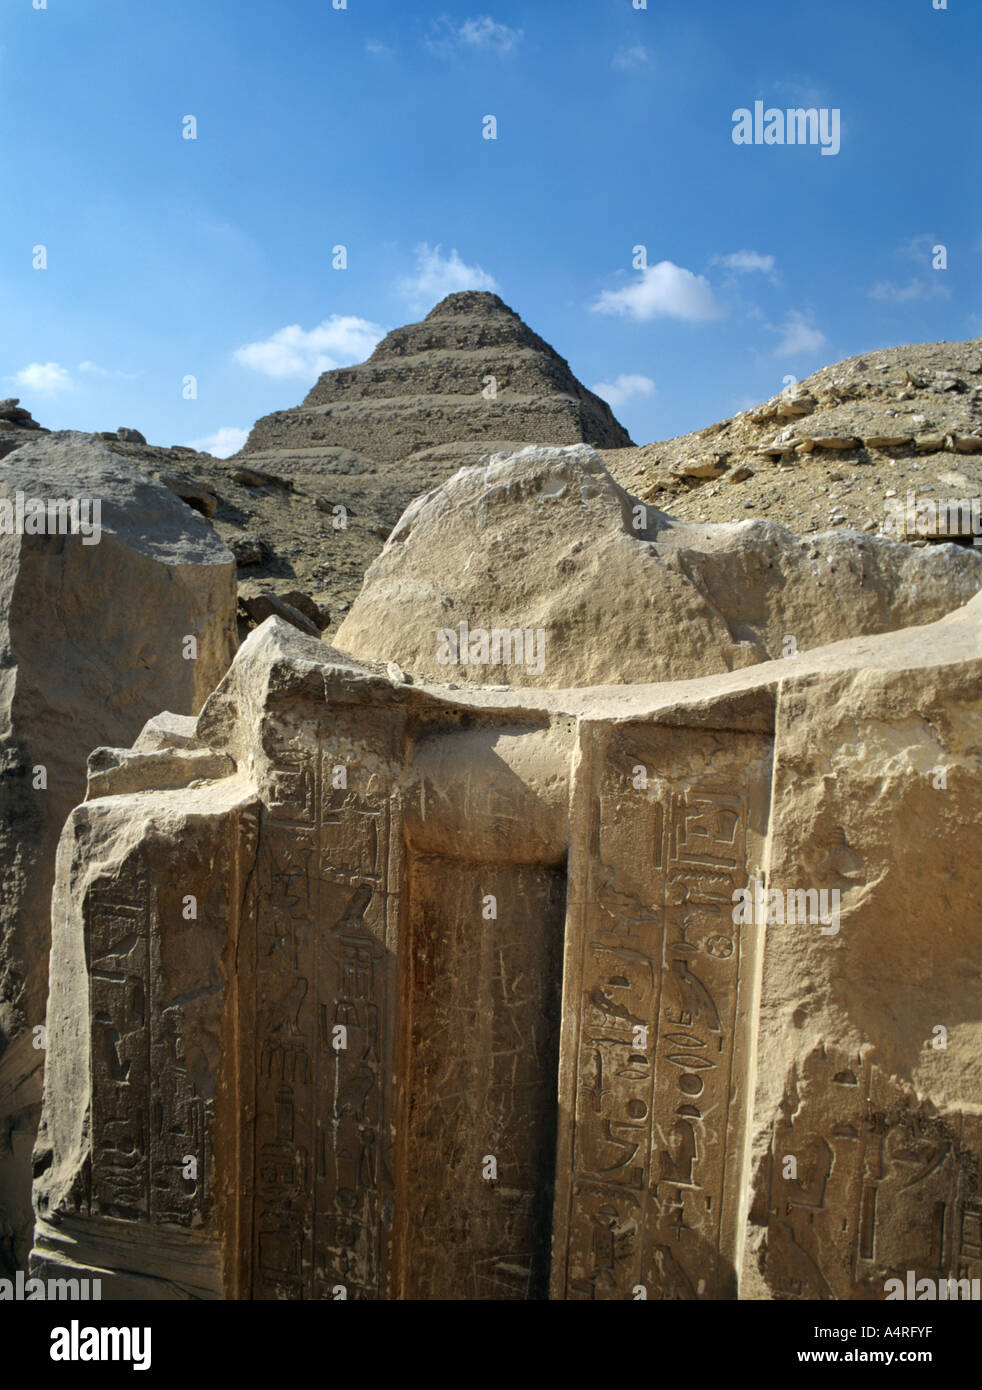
31, 587, 982, 1298
0, 433, 237, 1273
242, 292, 633, 467
335, 443, 982, 688
604, 336, 982, 539
0, 399, 47, 461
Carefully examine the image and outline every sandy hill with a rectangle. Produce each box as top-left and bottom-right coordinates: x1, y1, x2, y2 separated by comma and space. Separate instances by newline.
601, 338, 982, 540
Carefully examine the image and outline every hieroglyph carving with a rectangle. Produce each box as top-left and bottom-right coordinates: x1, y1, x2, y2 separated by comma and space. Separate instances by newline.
552, 724, 772, 1299
248, 713, 402, 1299
88, 878, 207, 1228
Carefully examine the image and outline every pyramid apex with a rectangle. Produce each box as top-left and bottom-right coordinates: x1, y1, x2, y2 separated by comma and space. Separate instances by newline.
424, 290, 513, 319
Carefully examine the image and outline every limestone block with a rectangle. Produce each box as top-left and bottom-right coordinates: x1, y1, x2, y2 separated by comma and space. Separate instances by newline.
551, 719, 773, 1299
32, 775, 257, 1298
0, 433, 236, 1273
336, 444, 982, 688
30, 592, 982, 1300
132, 712, 198, 753
739, 653, 982, 1299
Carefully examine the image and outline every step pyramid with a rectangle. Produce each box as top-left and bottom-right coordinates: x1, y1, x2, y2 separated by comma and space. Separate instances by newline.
242, 291, 633, 464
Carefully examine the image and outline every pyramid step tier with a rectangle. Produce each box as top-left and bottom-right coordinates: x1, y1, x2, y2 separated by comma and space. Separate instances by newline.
245, 393, 631, 463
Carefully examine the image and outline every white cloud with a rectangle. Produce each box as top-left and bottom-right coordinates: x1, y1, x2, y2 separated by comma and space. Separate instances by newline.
869, 278, 951, 303
772, 311, 827, 358
399, 243, 500, 310
187, 426, 250, 459
712, 250, 776, 276
427, 15, 523, 57
233, 315, 385, 380
896, 233, 940, 263
365, 40, 391, 56
78, 360, 139, 379
7, 361, 74, 394
592, 262, 722, 323
591, 373, 656, 408
612, 45, 650, 70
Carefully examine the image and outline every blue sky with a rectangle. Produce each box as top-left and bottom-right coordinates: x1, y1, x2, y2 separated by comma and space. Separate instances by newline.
2, 0, 979, 454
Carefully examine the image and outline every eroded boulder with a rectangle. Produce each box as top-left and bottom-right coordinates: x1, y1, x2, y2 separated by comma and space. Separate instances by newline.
335, 443, 982, 687
0, 433, 237, 1272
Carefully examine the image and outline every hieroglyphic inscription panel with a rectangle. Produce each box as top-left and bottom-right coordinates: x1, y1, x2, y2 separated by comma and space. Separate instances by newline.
89, 885, 151, 1222
88, 876, 207, 1227
552, 723, 772, 1299
759, 1049, 982, 1299
250, 711, 401, 1299
402, 858, 565, 1300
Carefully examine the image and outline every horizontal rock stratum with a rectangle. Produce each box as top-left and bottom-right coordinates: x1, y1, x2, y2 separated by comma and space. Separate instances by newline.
603, 336, 982, 537
242, 291, 633, 465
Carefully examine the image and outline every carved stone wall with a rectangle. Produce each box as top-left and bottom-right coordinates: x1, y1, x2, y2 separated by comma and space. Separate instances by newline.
33, 780, 252, 1298
244, 709, 404, 1300
551, 721, 772, 1299
739, 658, 982, 1300
30, 604, 982, 1299
400, 857, 565, 1299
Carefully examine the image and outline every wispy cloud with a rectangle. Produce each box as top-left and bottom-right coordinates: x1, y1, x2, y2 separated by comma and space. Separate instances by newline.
771, 310, 826, 358
7, 362, 74, 394
426, 15, 523, 58
233, 316, 384, 379
592, 262, 723, 323
365, 40, 391, 57
869, 278, 950, 303
186, 426, 249, 459
399, 243, 499, 310
612, 45, 650, 70
711, 249, 777, 278
591, 373, 656, 408
895, 233, 941, 264
78, 360, 139, 380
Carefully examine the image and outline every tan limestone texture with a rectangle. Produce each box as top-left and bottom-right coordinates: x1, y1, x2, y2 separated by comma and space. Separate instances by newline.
601, 336, 982, 538
0, 433, 237, 1275
30, 583, 982, 1298
739, 655, 982, 1299
335, 443, 982, 689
